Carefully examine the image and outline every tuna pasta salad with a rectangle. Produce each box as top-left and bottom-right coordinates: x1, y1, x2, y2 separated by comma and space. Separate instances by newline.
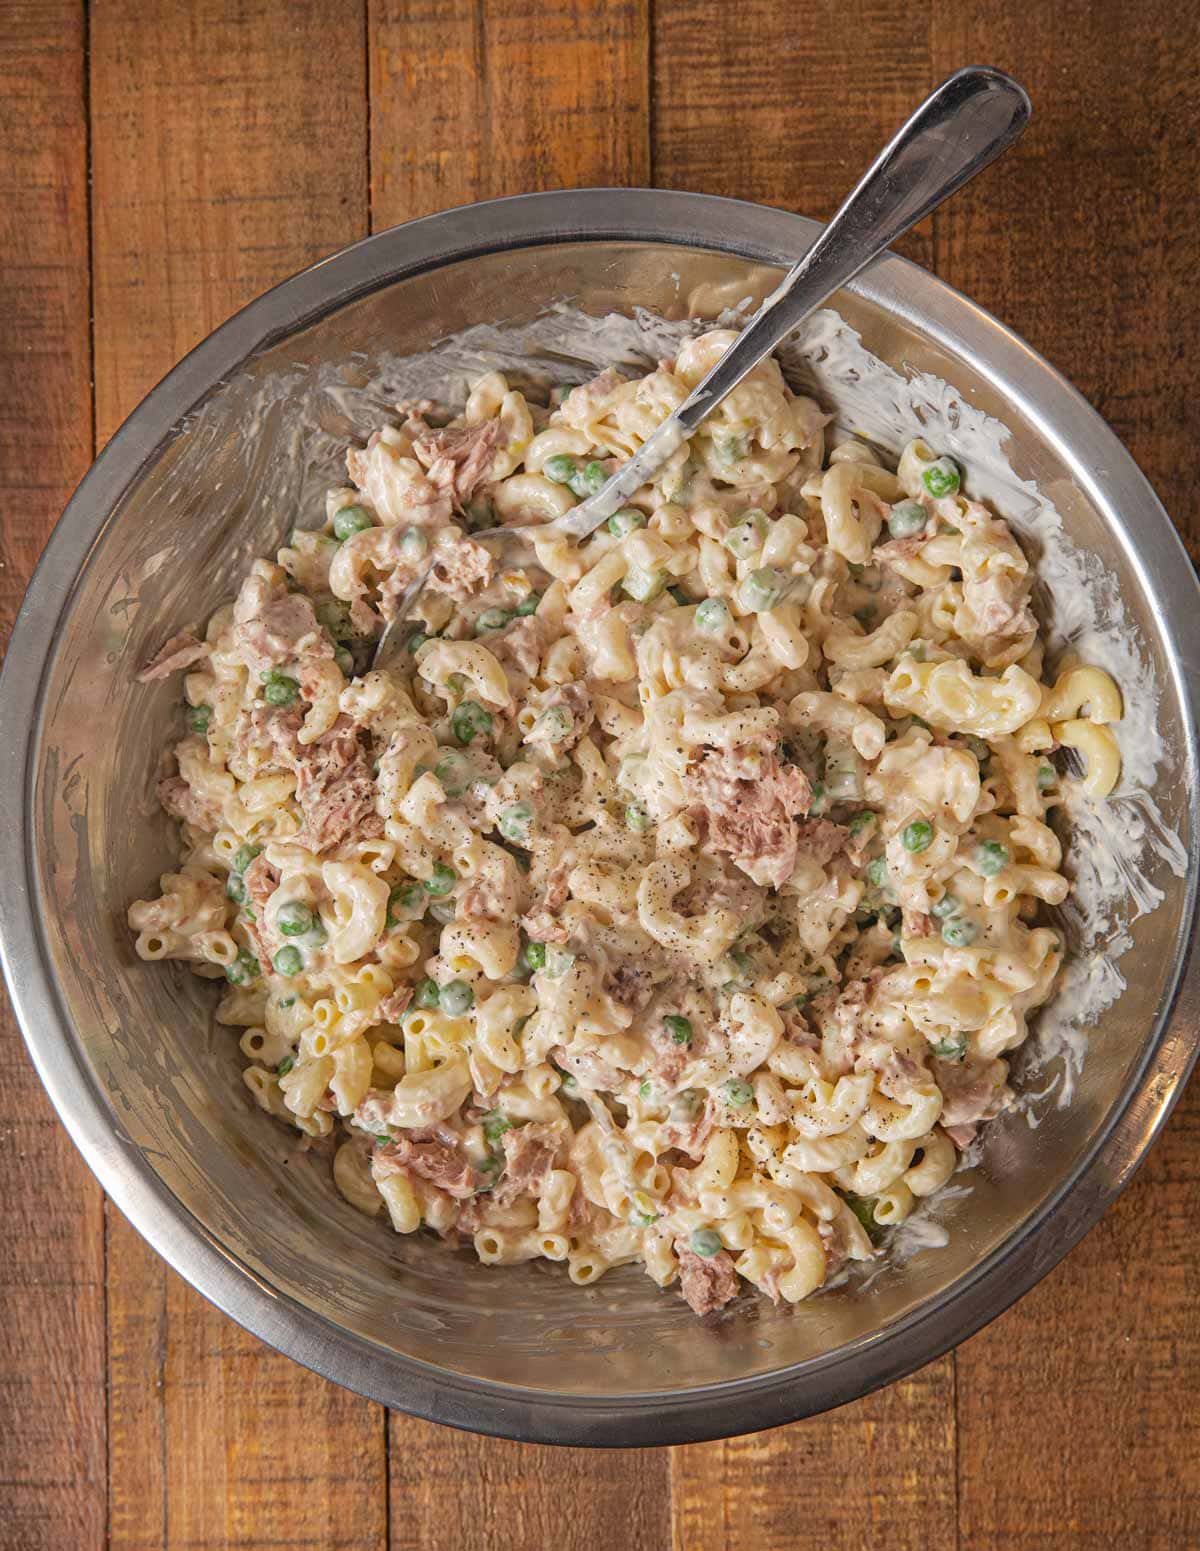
129, 330, 1124, 1316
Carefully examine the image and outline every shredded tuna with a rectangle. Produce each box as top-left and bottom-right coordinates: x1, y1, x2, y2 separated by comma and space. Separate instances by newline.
428, 533, 494, 601
158, 774, 222, 831
558, 367, 625, 426
235, 704, 305, 772
934, 1055, 1010, 1130
661, 1097, 715, 1160
492, 1123, 561, 1207
137, 631, 209, 682
378, 986, 412, 1024
374, 1132, 474, 1199
413, 420, 504, 505
875, 533, 931, 569
684, 745, 813, 887
231, 563, 333, 678
241, 853, 280, 964
525, 682, 593, 752
489, 615, 545, 680
793, 818, 848, 867
551, 1044, 622, 1093
674, 1243, 740, 1315
294, 717, 383, 853
944, 1123, 978, 1151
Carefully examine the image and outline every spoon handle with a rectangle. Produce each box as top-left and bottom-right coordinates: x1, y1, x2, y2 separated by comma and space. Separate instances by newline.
558, 65, 1031, 538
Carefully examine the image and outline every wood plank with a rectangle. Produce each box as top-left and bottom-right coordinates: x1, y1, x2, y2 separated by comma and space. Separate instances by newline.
669, 1359, 956, 1551
931, 5, 1200, 1544
370, 8, 671, 1546
370, 0, 651, 225
0, 5, 105, 1549
388, 1419, 671, 1551
89, 4, 385, 1547
930, 0, 1200, 562
652, 0, 935, 267
651, 6, 954, 1544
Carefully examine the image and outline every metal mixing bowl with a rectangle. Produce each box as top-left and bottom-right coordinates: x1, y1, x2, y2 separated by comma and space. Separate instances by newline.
1, 191, 1197, 1446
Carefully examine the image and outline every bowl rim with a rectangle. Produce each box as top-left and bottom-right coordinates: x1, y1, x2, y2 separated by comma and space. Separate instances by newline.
2, 187, 1198, 1447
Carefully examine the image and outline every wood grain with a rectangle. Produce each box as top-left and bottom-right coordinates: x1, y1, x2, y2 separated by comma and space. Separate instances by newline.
931, 6, 1200, 1545
651, 0, 935, 267
671, 1359, 956, 1551
0, 6, 104, 1550
88, 4, 384, 1548
930, 0, 1200, 563
370, 0, 650, 225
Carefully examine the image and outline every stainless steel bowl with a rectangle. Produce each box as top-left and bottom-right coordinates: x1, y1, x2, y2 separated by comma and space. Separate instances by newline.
2, 190, 1197, 1447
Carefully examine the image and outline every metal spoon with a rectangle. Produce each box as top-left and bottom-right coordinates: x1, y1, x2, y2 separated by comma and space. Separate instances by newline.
373, 64, 1030, 669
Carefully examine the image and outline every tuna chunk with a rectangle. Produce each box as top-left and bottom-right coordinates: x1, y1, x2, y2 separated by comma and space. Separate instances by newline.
793, 818, 848, 868
492, 1123, 561, 1207
294, 716, 382, 853
683, 746, 813, 888
412, 419, 504, 505
674, 1242, 740, 1315
934, 1055, 1009, 1130
231, 562, 333, 678
158, 774, 222, 831
427, 532, 494, 601
378, 986, 413, 1025
137, 631, 209, 682
374, 1131, 474, 1199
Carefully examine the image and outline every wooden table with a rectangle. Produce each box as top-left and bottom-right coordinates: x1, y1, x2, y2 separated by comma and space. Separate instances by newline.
2, 3, 1197, 1547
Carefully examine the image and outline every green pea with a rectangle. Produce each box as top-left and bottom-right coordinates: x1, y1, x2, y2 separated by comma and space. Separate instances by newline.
424, 861, 457, 897
276, 1055, 294, 1077
276, 995, 296, 1010
902, 819, 934, 853
1037, 763, 1056, 791
625, 804, 651, 833
516, 591, 541, 616
742, 566, 789, 613
670, 1089, 702, 1122
451, 699, 493, 745
406, 630, 429, 654
848, 811, 876, 840
941, 917, 978, 947
544, 946, 575, 979
262, 674, 299, 707
638, 1080, 653, 1101
273, 945, 303, 976
226, 872, 247, 905
475, 607, 513, 634
964, 734, 991, 765
809, 781, 828, 815
843, 1192, 884, 1245
440, 980, 474, 1016
276, 901, 315, 937
695, 597, 730, 632
499, 801, 534, 845
607, 507, 647, 539
690, 1228, 723, 1258
333, 504, 373, 540
887, 499, 928, 539
568, 459, 608, 498
932, 1033, 967, 1061
333, 645, 354, 676
447, 673, 466, 696
316, 598, 353, 639
865, 857, 887, 888
523, 941, 547, 972
628, 1190, 661, 1227
386, 882, 424, 926
543, 453, 577, 485
482, 1111, 512, 1144
714, 431, 748, 464
224, 948, 260, 986
434, 750, 472, 795
723, 509, 767, 559
414, 978, 441, 1010
664, 1014, 693, 1045
621, 567, 666, 603
722, 1077, 753, 1108
922, 457, 961, 498
232, 844, 261, 874
535, 704, 574, 743
374, 1133, 392, 1146
400, 526, 428, 559
975, 840, 1009, 876
667, 584, 691, 607
931, 894, 959, 920
185, 703, 213, 735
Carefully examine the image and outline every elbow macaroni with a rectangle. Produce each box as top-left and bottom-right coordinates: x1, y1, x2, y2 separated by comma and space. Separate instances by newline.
128, 333, 1122, 1318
